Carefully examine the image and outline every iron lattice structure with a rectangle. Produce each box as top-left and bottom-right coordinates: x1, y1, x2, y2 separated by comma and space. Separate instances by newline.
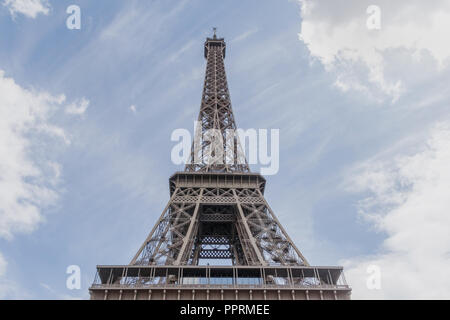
90, 32, 351, 300
184, 33, 249, 174
130, 34, 306, 267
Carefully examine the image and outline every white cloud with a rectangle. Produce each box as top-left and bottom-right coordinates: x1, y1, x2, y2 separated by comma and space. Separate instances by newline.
65, 98, 89, 116
0, 253, 6, 276
343, 123, 450, 299
3, 0, 50, 18
232, 27, 258, 42
0, 70, 66, 239
0, 252, 22, 299
168, 41, 195, 63
0, 253, 12, 299
40, 282, 84, 300
298, 0, 450, 101
129, 104, 136, 114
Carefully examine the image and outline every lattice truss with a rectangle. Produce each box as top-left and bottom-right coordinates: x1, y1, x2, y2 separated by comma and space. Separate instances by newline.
131, 187, 308, 267
130, 34, 308, 268
185, 36, 249, 173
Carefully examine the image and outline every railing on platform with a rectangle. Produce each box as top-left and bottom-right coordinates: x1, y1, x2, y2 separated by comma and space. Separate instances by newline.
91, 265, 349, 290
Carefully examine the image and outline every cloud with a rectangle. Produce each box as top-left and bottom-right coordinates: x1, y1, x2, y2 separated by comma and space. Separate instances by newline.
232, 27, 258, 42
168, 41, 195, 63
129, 105, 136, 114
3, 0, 50, 18
0, 252, 22, 299
65, 98, 89, 116
0, 253, 6, 276
40, 282, 84, 300
0, 71, 87, 298
0, 70, 67, 239
343, 122, 450, 299
0, 253, 12, 299
298, 0, 450, 101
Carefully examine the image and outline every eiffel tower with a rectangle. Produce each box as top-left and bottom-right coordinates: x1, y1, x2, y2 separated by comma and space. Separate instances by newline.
89, 30, 351, 300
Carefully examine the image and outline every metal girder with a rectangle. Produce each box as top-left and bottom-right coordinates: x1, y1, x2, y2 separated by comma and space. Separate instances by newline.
131, 184, 308, 266
185, 35, 249, 173
91, 31, 351, 301
128, 34, 307, 267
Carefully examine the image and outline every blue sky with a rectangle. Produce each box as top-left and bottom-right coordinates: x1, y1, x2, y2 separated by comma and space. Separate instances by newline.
1, 0, 450, 299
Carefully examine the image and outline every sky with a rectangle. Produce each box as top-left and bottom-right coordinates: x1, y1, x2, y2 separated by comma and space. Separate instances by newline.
0, 0, 450, 299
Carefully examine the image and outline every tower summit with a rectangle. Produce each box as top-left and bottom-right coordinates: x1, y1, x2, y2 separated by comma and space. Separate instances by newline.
89, 32, 351, 300
185, 30, 249, 173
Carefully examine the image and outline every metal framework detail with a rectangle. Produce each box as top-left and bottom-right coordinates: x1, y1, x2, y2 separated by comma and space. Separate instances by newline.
90, 31, 351, 300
